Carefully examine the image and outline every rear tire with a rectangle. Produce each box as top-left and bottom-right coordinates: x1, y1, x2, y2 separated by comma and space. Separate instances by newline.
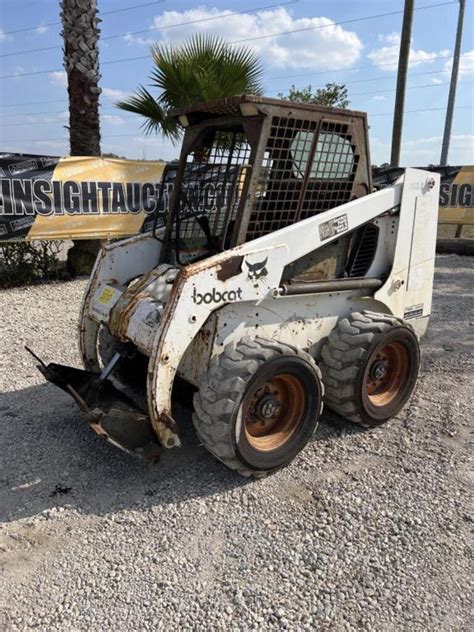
319, 311, 420, 427
193, 337, 324, 477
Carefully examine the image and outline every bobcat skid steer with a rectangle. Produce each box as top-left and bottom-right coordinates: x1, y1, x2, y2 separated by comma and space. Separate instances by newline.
31, 96, 440, 477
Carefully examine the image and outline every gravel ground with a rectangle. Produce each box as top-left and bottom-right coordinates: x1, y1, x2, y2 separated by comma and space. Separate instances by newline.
0, 254, 472, 631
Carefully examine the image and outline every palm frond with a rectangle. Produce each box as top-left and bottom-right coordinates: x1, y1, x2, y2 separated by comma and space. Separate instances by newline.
117, 35, 264, 140
116, 86, 181, 142
151, 34, 264, 107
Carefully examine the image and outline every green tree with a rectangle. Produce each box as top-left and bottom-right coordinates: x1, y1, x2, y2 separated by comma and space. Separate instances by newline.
278, 83, 350, 109
118, 35, 263, 141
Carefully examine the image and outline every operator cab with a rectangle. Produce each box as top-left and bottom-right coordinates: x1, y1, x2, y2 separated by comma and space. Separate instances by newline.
158, 95, 375, 283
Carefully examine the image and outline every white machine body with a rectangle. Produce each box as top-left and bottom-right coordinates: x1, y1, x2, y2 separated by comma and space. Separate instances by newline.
78, 168, 439, 448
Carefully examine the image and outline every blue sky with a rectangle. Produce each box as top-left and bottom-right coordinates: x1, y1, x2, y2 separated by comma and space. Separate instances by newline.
0, 0, 473, 165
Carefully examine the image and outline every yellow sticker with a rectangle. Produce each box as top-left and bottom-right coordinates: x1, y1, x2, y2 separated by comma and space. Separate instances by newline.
98, 287, 116, 305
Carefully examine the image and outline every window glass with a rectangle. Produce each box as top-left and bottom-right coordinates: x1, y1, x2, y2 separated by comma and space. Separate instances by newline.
289, 130, 315, 178
290, 131, 354, 180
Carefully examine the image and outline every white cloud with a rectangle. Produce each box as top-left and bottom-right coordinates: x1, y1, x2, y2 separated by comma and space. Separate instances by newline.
371, 134, 474, 166
368, 32, 450, 71
102, 87, 130, 100
103, 135, 178, 161
124, 33, 154, 47
13, 66, 25, 79
31, 140, 67, 150
431, 77, 443, 84
25, 112, 68, 124
125, 7, 363, 71
131, 136, 167, 147
373, 95, 386, 101
0, 27, 12, 41
403, 135, 474, 163
377, 32, 400, 45
444, 50, 474, 78
35, 24, 48, 35
49, 70, 68, 86
102, 114, 125, 126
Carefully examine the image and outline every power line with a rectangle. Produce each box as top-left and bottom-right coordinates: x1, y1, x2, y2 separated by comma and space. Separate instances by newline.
1, 110, 65, 120
269, 81, 473, 97
0, 0, 297, 58
0, 64, 460, 111
266, 69, 464, 94
0, 0, 168, 36
351, 81, 473, 97
0, 59, 129, 78
268, 68, 451, 86
265, 55, 454, 81
1, 133, 159, 143
231, 1, 456, 45
0, 104, 125, 119
3, 106, 473, 142
0, 93, 123, 109
1, 112, 137, 127
370, 106, 472, 117
0, 99, 67, 109
0, 1, 458, 80
4, 77, 472, 121
0, 69, 450, 119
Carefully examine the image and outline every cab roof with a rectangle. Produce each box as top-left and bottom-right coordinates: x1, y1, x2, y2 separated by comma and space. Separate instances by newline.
170, 94, 368, 126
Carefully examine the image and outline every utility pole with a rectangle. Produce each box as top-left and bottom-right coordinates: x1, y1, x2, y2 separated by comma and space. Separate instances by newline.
440, 0, 466, 166
390, 0, 415, 167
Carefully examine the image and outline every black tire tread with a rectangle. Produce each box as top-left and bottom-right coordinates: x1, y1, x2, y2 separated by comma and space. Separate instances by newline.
319, 310, 414, 427
193, 336, 323, 477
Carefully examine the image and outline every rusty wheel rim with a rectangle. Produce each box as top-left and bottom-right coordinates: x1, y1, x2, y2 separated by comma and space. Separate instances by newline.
243, 373, 306, 452
365, 341, 408, 407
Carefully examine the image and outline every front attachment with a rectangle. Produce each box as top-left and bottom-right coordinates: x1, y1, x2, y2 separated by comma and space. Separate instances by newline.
26, 347, 161, 461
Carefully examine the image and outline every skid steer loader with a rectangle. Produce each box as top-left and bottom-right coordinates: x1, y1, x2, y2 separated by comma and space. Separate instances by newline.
30, 95, 440, 477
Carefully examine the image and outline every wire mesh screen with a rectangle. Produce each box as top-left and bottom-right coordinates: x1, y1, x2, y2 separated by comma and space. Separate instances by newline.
174, 129, 252, 245
146, 163, 179, 234
246, 117, 317, 240
246, 117, 359, 240
299, 121, 359, 220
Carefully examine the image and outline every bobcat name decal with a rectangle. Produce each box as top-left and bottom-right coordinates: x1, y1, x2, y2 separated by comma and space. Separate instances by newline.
192, 287, 243, 305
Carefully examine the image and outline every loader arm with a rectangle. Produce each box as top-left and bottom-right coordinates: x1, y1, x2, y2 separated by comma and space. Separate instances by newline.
147, 169, 439, 445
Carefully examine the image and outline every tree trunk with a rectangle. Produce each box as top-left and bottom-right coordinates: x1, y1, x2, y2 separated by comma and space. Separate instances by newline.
60, 0, 102, 275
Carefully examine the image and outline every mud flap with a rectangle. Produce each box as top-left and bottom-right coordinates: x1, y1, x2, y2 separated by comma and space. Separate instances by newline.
26, 349, 161, 461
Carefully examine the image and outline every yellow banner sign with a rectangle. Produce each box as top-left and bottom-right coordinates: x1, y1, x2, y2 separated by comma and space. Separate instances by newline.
438, 165, 474, 225
0, 153, 166, 241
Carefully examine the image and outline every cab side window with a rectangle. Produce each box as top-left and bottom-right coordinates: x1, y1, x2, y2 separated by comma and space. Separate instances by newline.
291, 131, 355, 180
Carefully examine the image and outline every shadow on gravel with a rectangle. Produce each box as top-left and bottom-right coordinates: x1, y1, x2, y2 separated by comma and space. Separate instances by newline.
0, 382, 355, 524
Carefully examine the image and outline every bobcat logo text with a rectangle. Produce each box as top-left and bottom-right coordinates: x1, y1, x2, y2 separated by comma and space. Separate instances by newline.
192, 286, 243, 305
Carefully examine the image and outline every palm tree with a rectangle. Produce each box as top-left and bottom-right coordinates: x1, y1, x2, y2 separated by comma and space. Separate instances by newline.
60, 0, 101, 154
60, 0, 101, 274
117, 35, 263, 141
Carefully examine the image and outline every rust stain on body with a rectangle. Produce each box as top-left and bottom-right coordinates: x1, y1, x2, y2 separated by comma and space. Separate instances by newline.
217, 255, 244, 281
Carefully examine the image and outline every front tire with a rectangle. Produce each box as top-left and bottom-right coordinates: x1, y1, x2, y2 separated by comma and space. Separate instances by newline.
320, 311, 420, 427
193, 337, 324, 477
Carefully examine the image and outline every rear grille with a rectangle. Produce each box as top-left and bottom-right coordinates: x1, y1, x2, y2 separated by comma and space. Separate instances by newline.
346, 223, 379, 277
